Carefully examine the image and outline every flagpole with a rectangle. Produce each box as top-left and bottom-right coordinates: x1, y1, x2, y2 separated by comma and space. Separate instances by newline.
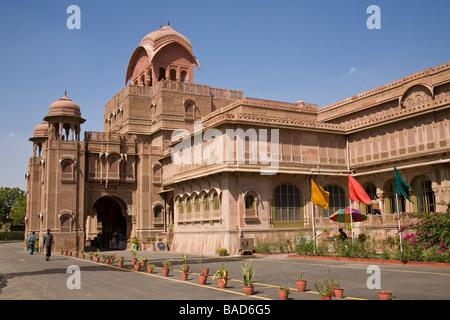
395, 193, 403, 254
346, 136, 354, 242
311, 202, 316, 254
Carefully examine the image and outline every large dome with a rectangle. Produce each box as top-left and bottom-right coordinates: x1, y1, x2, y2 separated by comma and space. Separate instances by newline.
139, 25, 193, 54
125, 25, 200, 85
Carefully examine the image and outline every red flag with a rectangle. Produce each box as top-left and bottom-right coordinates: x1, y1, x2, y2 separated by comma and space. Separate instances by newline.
348, 175, 372, 205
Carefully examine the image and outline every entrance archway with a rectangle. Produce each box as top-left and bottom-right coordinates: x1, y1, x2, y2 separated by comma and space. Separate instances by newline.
90, 197, 129, 250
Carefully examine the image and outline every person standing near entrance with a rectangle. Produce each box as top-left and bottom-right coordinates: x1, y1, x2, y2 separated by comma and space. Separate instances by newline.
28, 232, 36, 255
43, 229, 54, 261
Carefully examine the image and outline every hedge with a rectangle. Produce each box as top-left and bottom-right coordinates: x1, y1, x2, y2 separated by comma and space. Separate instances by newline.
0, 231, 25, 241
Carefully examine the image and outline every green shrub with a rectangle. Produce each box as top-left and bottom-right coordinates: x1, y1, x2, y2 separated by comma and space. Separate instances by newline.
217, 248, 228, 256
0, 231, 24, 241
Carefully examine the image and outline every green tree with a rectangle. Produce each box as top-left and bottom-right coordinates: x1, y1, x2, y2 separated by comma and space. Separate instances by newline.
11, 194, 27, 225
0, 187, 26, 225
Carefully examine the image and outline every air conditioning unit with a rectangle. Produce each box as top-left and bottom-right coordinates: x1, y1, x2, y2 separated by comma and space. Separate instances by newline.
238, 238, 254, 255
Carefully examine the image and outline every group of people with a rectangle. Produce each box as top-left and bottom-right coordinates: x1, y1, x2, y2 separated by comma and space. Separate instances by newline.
27, 229, 54, 261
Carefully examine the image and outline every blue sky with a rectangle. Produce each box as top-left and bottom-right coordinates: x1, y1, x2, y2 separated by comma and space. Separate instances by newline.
0, 0, 449, 190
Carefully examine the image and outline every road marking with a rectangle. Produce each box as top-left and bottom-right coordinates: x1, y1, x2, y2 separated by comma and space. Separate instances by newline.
259, 258, 450, 276
68, 256, 272, 300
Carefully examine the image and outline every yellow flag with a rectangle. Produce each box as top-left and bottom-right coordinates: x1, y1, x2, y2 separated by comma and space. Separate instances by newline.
311, 179, 330, 209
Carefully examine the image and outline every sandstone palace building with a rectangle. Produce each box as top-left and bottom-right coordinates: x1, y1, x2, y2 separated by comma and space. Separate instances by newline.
25, 25, 450, 255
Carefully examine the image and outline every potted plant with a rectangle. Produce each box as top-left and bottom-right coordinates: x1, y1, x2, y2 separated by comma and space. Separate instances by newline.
104, 255, 111, 264
73, 249, 79, 258
133, 259, 141, 271
131, 236, 141, 251
60, 248, 64, 255
313, 279, 333, 300
181, 262, 190, 281
130, 248, 138, 264
296, 271, 307, 292
322, 228, 330, 239
80, 251, 85, 259
241, 259, 255, 295
94, 250, 100, 262
88, 251, 94, 261
377, 290, 393, 300
197, 255, 209, 276
68, 251, 73, 256
278, 286, 291, 300
181, 253, 189, 273
110, 253, 116, 261
162, 260, 172, 277
326, 269, 343, 298
212, 263, 228, 289
117, 257, 125, 268
140, 257, 148, 267
199, 269, 208, 285
147, 264, 155, 274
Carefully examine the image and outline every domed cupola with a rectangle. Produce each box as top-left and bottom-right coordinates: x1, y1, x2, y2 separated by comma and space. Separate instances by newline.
125, 23, 201, 86
43, 92, 85, 141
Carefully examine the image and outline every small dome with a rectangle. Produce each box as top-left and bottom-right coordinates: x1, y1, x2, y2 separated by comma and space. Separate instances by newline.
33, 122, 48, 138
47, 92, 81, 118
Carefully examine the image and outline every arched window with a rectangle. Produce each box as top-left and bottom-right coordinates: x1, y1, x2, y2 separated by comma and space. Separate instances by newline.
180, 70, 187, 82
61, 159, 74, 182
186, 197, 192, 213
272, 184, 302, 227
321, 185, 347, 217
412, 176, 435, 213
154, 206, 162, 222
194, 196, 200, 212
203, 194, 210, 212
212, 193, 220, 211
178, 199, 184, 214
60, 214, 71, 232
158, 67, 166, 81
245, 195, 255, 210
170, 69, 177, 81
184, 100, 195, 120
385, 180, 406, 214
363, 183, 377, 214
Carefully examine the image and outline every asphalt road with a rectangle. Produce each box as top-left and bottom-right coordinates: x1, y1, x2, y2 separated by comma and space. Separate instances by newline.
1, 242, 449, 302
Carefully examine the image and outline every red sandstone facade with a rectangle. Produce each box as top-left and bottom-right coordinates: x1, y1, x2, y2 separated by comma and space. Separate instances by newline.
25, 25, 450, 255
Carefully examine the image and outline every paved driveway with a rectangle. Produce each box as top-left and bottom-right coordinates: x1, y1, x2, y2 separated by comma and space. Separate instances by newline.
1, 242, 449, 301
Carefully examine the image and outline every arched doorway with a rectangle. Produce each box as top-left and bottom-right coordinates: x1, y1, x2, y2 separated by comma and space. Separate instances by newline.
89, 197, 129, 250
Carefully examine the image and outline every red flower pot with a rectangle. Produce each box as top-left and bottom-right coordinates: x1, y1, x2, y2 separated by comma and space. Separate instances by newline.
377, 290, 392, 300
218, 278, 227, 289
118, 261, 124, 268
162, 268, 170, 277
182, 272, 189, 281
296, 280, 307, 292
134, 264, 141, 271
320, 295, 332, 300
243, 285, 254, 295
278, 289, 289, 300
199, 275, 207, 285
147, 266, 154, 273
333, 288, 344, 299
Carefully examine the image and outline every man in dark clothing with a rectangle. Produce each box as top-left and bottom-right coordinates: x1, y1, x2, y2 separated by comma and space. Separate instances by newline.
43, 229, 54, 261
337, 228, 348, 241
